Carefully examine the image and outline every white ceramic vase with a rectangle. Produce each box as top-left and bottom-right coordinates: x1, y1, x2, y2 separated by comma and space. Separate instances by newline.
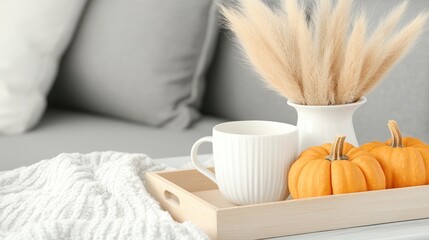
287, 97, 367, 153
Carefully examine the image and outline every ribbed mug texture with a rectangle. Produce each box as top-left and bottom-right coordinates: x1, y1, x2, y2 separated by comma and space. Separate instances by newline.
208, 121, 298, 205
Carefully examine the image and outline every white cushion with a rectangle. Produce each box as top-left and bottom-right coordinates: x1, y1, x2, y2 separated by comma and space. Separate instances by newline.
0, 0, 86, 134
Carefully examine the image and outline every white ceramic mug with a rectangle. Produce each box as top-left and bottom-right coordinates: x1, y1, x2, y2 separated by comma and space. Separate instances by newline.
191, 121, 298, 205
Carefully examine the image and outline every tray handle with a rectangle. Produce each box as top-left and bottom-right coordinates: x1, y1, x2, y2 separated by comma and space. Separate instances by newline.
164, 189, 181, 207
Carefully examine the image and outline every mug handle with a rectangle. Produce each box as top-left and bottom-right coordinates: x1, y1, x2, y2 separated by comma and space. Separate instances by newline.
191, 136, 216, 183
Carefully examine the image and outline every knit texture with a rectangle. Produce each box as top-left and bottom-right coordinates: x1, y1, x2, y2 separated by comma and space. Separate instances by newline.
0, 152, 208, 240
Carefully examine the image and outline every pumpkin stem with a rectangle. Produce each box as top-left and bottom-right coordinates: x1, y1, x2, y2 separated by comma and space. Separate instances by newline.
326, 135, 349, 161
388, 120, 403, 148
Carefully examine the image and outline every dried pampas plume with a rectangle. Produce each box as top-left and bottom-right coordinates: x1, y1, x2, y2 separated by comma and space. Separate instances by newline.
219, 0, 428, 105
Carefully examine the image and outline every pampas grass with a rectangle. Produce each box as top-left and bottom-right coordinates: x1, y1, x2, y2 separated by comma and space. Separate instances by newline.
220, 0, 428, 105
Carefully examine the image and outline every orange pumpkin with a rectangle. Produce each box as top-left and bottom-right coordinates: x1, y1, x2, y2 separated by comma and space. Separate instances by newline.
288, 136, 386, 199
361, 120, 428, 188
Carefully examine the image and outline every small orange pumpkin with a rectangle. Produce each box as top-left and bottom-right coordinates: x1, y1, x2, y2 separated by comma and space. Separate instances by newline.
361, 120, 429, 188
288, 136, 386, 199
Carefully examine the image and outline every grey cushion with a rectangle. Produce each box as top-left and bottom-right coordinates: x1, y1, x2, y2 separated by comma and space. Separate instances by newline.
203, 0, 429, 144
0, 108, 224, 171
50, 0, 218, 129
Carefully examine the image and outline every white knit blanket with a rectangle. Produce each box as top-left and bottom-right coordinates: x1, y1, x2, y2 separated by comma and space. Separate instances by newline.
0, 152, 209, 240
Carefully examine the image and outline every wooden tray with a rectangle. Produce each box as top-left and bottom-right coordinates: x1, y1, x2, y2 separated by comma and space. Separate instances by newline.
145, 168, 429, 240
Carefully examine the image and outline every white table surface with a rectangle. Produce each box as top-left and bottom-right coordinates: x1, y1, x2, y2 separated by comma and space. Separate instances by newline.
155, 155, 429, 240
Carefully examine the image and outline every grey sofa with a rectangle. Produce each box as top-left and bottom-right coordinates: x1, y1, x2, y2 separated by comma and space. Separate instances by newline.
1, 0, 428, 171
